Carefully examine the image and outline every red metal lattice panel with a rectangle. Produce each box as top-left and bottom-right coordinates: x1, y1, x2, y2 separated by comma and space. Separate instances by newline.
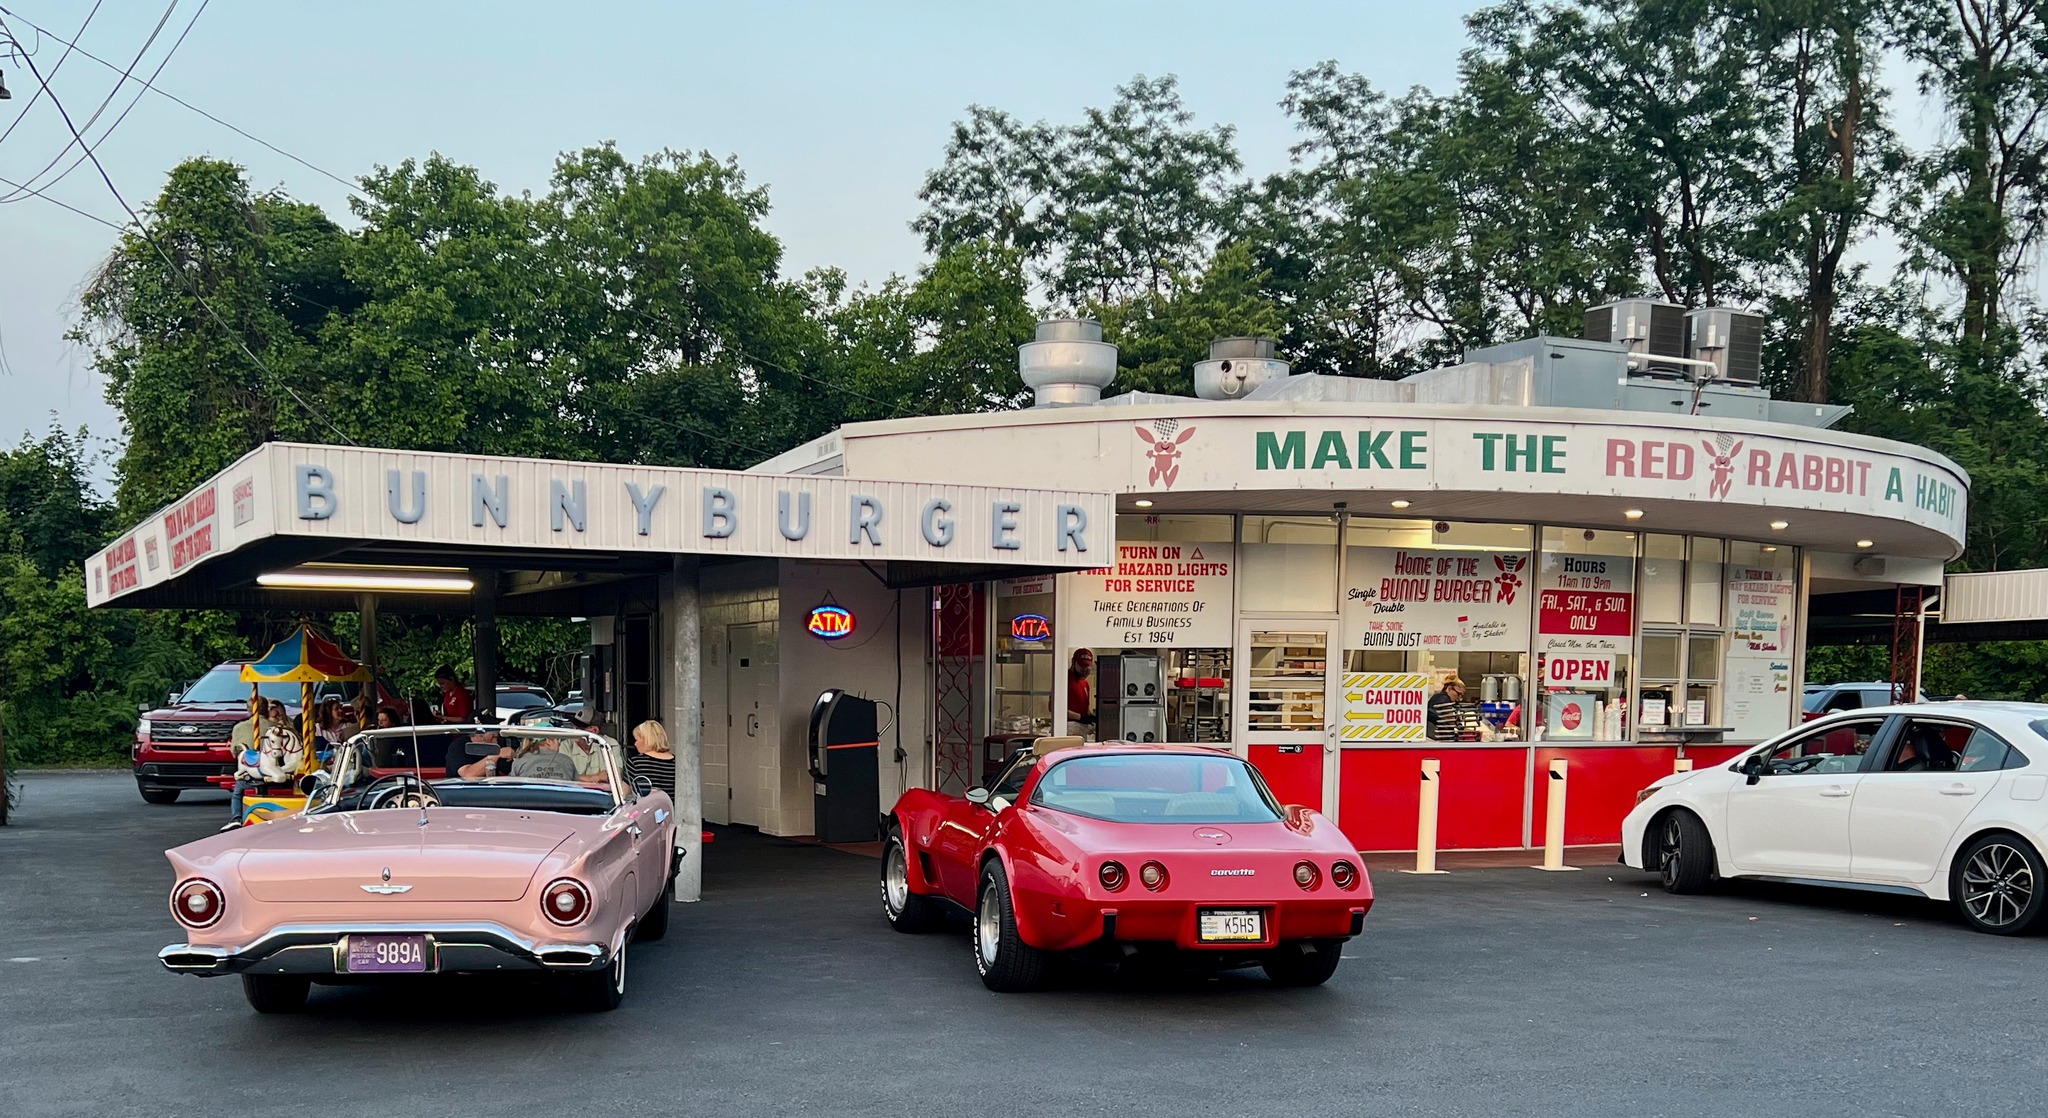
932, 584, 983, 794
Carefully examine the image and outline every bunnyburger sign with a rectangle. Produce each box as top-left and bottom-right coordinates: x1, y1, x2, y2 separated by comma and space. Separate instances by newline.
85, 443, 1117, 607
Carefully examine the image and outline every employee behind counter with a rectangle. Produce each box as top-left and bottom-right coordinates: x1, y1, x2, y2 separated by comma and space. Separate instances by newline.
1426, 676, 1484, 742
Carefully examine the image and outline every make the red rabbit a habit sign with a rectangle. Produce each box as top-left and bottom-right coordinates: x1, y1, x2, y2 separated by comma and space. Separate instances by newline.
1536, 551, 1634, 653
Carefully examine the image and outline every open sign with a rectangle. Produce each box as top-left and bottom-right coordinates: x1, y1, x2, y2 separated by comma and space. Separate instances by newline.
1545, 653, 1615, 686
1010, 614, 1051, 642
806, 605, 855, 640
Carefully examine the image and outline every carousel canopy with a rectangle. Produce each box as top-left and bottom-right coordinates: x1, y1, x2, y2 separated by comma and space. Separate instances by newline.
240, 626, 371, 684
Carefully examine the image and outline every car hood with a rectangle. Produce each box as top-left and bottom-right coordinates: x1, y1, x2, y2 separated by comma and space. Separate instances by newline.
144, 702, 266, 721
218, 809, 580, 903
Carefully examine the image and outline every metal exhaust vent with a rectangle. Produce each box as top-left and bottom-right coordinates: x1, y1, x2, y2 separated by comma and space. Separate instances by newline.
1018, 319, 1118, 407
1193, 337, 1289, 400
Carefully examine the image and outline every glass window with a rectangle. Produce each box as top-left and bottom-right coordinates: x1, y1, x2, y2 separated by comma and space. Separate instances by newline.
1246, 630, 1326, 732
1688, 538, 1725, 625
1755, 718, 1884, 774
1113, 516, 1234, 745
1033, 754, 1284, 823
1241, 515, 1338, 612
1118, 513, 1234, 544
1879, 720, 1973, 773
993, 578, 1056, 735
1959, 729, 2020, 772
1641, 535, 1686, 625
1537, 528, 1636, 741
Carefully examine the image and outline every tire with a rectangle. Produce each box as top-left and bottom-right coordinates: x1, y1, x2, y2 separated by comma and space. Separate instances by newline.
139, 786, 180, 805
973, 860, 1048, 992
1951, 833, 2048, 936
241, 974, 310, 1014
1657, 809, 1715, 895
882, 825, 944, 934
636, 859, 674, 942
572, 944, 627, 1011
1263, 939, 1343, 987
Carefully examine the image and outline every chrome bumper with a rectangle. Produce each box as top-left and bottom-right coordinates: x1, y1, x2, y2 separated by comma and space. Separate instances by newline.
160, 922, 611, 977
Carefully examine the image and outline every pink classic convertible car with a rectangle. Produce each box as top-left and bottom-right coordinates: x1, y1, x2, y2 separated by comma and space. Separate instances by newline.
158, 725, 679, 1013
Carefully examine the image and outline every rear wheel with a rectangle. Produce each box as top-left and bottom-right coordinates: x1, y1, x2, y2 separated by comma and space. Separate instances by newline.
1952, 833, 2048, 936
974, 860, 1048, 992
138, 785, 180, 805
572, 944, 627, 1011
1657, 810, 1715, 895
1262, 939, 1343, 987
882, 825, 944, 933
241, 974, 309, 1014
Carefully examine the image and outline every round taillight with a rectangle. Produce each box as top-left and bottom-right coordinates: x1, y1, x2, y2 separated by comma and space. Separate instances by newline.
543, 878, 592, 926
1139, 861, 1168, 891
1293, 861, 1321, 891
172, 879, 223, 929
1331, 860, 1359, 891
1099, 861, 1128, 891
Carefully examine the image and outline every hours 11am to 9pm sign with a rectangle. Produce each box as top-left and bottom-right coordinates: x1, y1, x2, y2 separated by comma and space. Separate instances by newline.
1536, 552, 1635, 654
1061, 541, 1233, 649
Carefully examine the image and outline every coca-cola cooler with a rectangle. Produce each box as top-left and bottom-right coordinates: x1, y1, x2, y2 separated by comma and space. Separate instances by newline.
807, 689, 879, 843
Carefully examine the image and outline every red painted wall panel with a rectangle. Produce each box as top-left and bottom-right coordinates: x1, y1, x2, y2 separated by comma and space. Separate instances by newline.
1337, 747, 1528, 851
1529, 746, 1680, 847
1248, 744, 1323, 813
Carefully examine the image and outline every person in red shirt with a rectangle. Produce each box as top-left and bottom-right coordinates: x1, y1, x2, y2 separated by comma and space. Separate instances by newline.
434, 664, 475, 724
1066, 648, 1095, 729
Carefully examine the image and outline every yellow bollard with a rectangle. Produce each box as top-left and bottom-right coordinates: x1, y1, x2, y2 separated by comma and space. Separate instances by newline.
1533, 758, 1581, 871
1401, 757, 1449, 875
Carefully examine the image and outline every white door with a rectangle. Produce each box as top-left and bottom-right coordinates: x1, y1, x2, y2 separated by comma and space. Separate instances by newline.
1234, 623, 1340, 816
1850, 720, 2006, 884
727, 622, 776, 828
1724, 718, 1886, 877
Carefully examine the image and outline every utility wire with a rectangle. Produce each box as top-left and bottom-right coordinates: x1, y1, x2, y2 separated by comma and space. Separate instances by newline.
0, 1, 177, 203
0, 13, 356, 447
0, 0, 98, 151
1, 0, 209, 204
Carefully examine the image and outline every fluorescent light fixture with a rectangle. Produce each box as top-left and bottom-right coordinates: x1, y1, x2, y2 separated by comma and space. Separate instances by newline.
1389, 499, 1411, 509
1623, 508, 1645, 520
1133, 499, 1154, 508
1762, 545, 1778, 552
1855, 539, 1874, 549
258, 564, 474, 593
1769, 520, 1789, 531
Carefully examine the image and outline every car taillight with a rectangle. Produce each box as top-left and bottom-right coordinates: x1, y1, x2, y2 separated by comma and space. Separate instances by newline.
1293, 861, 1321, 891
1330, 860, 1359, 891
542, 878, 591, 926
1139, 861, 1168, 891
1099, 861, 1128, 891
172, 879, 223, 929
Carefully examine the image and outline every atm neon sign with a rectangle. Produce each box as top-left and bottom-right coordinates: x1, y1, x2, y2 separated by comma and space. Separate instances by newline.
807, 605, 855, 640
1010, 614, 1051, 642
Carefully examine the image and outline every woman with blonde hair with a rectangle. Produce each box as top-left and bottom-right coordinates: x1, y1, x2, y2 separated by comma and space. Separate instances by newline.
626, 719, 676, 794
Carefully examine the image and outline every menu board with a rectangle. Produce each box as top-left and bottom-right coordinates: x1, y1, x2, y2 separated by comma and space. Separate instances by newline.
1062, 541, 1233, 649
1725, 563, 1796, 738
1343, 547, 1532, 653
1727, 566, 1795, 655
1535, 552, 1635, 654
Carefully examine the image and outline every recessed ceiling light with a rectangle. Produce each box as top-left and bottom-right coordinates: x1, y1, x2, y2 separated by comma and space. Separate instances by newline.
1511, 526, 1527, 532
1623, 508, 1644, 520
1133, 499, 1153, 508
1390, 499, 1411, 509
1769, 520, 1789, 531
1762, 545, 1778, 552
1856, 539, 1874, 549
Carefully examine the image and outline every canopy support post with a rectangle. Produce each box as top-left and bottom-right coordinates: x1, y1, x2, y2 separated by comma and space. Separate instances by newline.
473, 570, 499, 723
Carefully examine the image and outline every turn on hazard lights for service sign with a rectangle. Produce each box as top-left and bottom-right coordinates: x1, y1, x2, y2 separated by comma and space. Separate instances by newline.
1341, 673, 1430, 741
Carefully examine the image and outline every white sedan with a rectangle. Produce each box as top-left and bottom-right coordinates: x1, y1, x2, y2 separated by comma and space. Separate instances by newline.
1622, 702, 2048, 935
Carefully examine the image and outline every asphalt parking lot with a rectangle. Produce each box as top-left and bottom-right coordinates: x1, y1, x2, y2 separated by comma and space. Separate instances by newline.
4, 771, 2046, 1118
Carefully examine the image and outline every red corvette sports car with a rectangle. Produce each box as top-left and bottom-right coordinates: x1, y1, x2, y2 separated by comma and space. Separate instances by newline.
882, 742, 1372, 991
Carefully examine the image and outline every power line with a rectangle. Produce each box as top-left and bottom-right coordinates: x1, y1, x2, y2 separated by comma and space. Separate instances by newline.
0, 1, 177, 204
0, 13, 356, 448
1, 0, 210, 205
0, 170, 122, 228
0, 0, 99, 151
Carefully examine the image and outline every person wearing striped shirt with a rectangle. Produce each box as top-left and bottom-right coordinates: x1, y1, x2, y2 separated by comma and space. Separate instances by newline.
626, 719, 676, 796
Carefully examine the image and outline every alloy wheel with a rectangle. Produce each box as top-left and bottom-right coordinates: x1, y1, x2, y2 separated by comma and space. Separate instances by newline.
883, 842, 909, 916
1961, 843, 2036, 929
976, 887, 1001, 969
1659, 817, 1683, 885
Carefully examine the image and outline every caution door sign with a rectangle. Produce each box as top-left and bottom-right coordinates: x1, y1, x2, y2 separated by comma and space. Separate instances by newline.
1340, 673, 1431, 741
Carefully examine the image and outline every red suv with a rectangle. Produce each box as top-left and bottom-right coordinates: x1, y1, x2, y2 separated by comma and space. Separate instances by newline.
133, 662, 311, 804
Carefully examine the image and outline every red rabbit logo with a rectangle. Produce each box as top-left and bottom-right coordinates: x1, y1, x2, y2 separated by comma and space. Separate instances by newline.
1493, 554, 1527, 605
1700, 438, 1746, 500
1135, 423, 1197, 489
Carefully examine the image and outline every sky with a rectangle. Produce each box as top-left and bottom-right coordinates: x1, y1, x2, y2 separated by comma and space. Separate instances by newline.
0, 0, 1486, 471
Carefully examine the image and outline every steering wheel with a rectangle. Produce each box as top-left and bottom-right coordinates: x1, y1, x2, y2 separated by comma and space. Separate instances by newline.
360, 772, 441, 811
1773, 754, 1830, 775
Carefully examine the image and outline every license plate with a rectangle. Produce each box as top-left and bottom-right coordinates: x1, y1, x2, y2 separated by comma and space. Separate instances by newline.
345, 934, 430, 973
1198, 909, 1264, 943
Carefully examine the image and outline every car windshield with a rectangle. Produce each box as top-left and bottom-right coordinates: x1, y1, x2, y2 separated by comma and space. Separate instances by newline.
1032, 754, 1284, 824
179, 667, 302, 705
321, 726, 624, 815
495, 689, 552, 710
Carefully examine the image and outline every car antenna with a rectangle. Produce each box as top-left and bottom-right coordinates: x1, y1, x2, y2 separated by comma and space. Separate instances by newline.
406, 686, 429, 827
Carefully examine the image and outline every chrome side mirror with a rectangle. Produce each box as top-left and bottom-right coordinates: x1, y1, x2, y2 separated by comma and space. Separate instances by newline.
633, 775, 654, 798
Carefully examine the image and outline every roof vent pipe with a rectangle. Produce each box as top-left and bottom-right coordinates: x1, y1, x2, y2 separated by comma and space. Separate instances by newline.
1193, 336, 1289, 400
1019, 318, 1118, 407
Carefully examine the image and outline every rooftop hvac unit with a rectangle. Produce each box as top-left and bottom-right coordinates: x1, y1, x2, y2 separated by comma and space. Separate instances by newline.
1686, 307, 1764, 385
1585, 299, 1686, 370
